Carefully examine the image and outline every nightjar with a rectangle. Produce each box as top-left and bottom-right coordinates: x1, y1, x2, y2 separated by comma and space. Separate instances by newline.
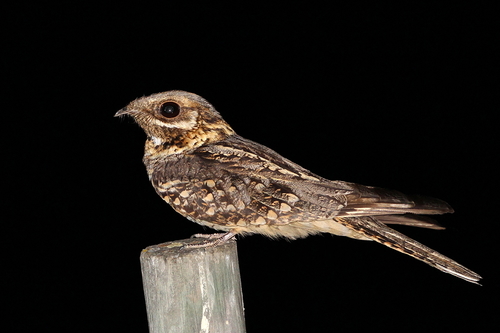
116, 90, 481, 284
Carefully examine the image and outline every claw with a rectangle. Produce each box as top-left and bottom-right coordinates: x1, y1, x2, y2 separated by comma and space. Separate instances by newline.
184, 232, 236, 248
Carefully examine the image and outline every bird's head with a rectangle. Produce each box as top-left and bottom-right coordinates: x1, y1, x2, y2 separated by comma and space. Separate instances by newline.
115, 90, 235, 153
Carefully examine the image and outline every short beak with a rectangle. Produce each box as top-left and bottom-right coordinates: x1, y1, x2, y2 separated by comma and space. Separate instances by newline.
115, 107, 133, 117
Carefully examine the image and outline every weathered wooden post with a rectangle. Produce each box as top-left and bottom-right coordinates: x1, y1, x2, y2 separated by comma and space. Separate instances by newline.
140, 238, 246, 333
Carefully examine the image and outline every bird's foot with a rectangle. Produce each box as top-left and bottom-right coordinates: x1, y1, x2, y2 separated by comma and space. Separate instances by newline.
184, 232, 237, 248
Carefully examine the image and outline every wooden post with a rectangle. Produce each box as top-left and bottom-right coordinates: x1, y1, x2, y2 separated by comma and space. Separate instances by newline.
140, 238, 246, 333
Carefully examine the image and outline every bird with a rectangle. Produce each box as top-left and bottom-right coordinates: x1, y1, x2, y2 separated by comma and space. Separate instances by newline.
115, 90, 481, 284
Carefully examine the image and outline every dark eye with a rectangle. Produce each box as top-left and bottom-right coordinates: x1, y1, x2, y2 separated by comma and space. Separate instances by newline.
159, 102, 180, 118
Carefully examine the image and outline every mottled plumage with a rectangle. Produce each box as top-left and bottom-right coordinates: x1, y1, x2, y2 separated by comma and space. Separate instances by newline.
116, 90, 481, 284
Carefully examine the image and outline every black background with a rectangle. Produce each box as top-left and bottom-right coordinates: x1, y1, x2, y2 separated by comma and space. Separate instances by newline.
4, 2, 498, 332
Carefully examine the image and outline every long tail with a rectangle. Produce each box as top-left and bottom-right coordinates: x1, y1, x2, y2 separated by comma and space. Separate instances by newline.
301, 216, 481, 284
332, 216, 482, 284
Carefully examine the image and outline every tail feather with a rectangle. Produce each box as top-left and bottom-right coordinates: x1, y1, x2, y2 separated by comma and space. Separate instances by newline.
335, 216, 482, 284
375, 214, 445, 230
